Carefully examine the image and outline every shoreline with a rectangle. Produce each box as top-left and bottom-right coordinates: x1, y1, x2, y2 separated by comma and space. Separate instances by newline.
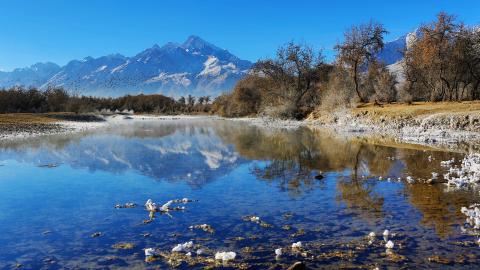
0, 114, 223, 141
1, 105, 479, 152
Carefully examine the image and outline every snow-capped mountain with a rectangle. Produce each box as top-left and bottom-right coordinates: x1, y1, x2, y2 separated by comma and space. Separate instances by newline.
376, 29, 421, 83
0, 36, 252, 97
0, 62, 61, 88
376, 29, 420, 65
376, 35, 406, 65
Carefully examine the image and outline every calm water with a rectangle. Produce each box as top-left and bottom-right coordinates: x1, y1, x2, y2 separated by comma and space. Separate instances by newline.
0, 118, 479, 269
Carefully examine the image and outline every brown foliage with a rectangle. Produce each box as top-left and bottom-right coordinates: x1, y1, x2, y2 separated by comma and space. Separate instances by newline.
404, 12, 480, 101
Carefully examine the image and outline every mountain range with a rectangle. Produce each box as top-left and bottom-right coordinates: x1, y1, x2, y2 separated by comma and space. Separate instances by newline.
0, 36, 252, 97
0, 33, 414, 97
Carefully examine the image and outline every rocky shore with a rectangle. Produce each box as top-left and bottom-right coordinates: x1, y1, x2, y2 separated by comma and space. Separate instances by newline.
306, 102, 480, 150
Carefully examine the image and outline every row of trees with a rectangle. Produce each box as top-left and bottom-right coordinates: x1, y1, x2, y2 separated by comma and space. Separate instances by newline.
177, 95, 211, 113
404, 13, 480, 101
0, 87, 211, 114
213, 42, 333, 119
212, 12, 480, 119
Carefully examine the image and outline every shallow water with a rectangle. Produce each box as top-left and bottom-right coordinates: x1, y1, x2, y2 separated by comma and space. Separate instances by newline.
0, 118, 479, 269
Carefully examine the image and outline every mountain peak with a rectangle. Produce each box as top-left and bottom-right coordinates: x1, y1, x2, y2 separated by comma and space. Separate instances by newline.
31, 62, 60, 69
183, 35, 206, 45
182, 35, 220, 52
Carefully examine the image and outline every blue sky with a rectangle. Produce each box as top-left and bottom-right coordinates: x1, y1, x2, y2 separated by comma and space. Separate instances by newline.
0, 0, 479, 71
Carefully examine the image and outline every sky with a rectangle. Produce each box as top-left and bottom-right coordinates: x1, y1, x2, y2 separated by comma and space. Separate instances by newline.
0, 0, 479, 71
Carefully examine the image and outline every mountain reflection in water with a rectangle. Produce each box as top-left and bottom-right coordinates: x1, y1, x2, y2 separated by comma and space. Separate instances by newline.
0, 118, 478, 269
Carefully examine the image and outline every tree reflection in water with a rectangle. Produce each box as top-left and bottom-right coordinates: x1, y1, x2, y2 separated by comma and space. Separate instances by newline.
220, 125, 477, 237
0, 119, 476, 238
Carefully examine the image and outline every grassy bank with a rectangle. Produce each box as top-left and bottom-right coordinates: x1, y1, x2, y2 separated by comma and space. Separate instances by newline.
352, 101, 480, 118
307, 101, 480, 147
310, 101, 480, 124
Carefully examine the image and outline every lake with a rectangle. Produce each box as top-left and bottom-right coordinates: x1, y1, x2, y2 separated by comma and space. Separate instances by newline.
0, 118, 478, 269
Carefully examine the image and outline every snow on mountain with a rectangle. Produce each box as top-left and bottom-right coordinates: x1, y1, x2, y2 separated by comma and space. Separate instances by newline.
376, 29, 421, 84
0, 36, 252, 97
376, 35, 406, 65
0, 62, 61, 89
375, 29, 423, 66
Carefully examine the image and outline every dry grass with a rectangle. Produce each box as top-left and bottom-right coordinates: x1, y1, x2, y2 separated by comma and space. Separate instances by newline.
0, 113, 75, 136
0, 113, 58, 125
309, 101, 480, 131
353, 101, 480, 118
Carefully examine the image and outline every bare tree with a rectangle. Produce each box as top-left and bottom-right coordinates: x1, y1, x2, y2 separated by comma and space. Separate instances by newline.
335, 21, 388, 102
197, 96, 205, 105
254, 41, 325, 118
187, 95, 195, 111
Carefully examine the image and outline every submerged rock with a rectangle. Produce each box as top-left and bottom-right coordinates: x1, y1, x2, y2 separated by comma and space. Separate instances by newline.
428, 255, 452, 265
385, 249, 408, 262
112, 242, 135, 249
287, 261, 306, 270
189, 224, 215, 234
291, 229, 306, 237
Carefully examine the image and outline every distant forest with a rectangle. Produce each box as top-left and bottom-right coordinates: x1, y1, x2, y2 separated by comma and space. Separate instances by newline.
0, 87, 211, 114
1, 12, 479, 119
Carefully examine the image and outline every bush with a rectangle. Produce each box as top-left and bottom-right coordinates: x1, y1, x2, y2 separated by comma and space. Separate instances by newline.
320, 67, 357, 110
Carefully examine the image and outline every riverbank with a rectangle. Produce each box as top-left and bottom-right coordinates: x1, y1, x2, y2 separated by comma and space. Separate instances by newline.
306, 101, 480, 148
2, 102, 480, 150
0, 113, 106, 140
0, 113, 222, 140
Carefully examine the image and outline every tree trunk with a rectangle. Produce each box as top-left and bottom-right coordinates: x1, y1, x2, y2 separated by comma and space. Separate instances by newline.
353, 62, 364, 102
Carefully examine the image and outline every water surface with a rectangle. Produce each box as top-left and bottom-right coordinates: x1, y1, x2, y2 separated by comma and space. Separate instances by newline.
0, 118, 478, 269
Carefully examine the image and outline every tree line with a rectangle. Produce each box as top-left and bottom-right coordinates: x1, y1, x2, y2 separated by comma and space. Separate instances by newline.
0, 87, 212, 114
212, 12, 480, 119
